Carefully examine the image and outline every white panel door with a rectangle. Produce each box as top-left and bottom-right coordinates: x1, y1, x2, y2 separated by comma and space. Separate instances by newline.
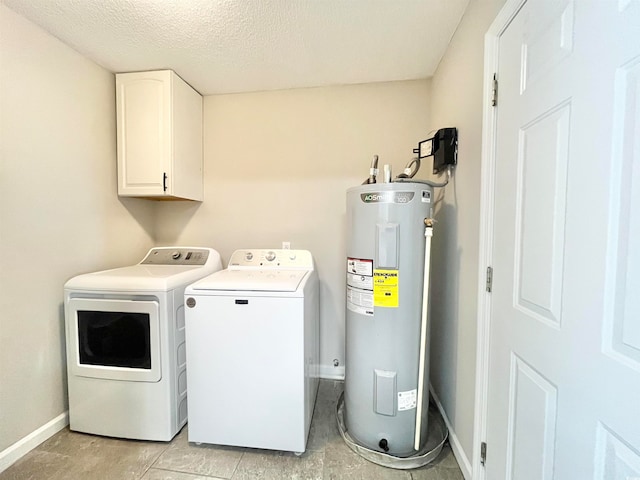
485, 1, 640, 478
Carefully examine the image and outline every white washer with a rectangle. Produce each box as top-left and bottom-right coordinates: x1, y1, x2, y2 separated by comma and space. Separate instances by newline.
64, 247, 222, 441
185, 249, 320, 454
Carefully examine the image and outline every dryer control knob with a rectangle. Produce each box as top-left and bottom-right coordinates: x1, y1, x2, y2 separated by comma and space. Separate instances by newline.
265, 251, 276, 262
245, 252, 254, 261
172, 251, 182, 260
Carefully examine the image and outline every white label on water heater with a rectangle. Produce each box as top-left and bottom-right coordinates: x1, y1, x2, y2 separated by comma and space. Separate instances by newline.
398, 389, 417, 411
347, 258, 373, 276
346, 286, 374, 316
347, 273, 373, 290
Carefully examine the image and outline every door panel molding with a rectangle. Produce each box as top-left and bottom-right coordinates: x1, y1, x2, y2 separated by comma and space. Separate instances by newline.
594, 422, 640, 479
505, 353, 558, 480
514, 101, 570, 329
603, 54, 640, 372
521, 0, 574, 93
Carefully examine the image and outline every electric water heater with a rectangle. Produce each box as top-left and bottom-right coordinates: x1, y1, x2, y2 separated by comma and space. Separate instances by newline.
344, 181, 434, 457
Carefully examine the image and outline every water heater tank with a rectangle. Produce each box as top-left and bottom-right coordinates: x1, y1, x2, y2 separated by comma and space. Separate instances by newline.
344, 181, 433, 457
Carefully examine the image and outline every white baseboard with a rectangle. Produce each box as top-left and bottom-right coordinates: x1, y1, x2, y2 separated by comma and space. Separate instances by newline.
0, 411, 69, 473
429, 385, 472, 480
319, 364, 345, 380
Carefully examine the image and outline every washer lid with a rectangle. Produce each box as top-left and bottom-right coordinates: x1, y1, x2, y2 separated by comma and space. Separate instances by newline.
190, 269, 308, 292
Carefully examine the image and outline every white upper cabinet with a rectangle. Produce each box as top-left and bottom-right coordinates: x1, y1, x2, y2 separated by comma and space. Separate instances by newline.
116, 70, 203, 201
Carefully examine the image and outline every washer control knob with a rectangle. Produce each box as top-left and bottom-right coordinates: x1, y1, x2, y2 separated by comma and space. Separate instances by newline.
265, 251, 276, 262
172, 251, 181, 260
245, 252, 254, 261
289, 253, 297, 261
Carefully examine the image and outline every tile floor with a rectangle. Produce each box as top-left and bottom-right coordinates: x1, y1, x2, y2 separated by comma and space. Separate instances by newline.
1, 381, 463, 480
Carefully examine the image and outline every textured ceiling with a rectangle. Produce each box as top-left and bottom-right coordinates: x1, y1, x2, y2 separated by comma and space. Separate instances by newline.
4, 0, 470, 95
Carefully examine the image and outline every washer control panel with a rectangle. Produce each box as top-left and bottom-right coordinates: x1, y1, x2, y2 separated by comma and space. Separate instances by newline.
140, 247, 210, 265
228, 249, 314, 269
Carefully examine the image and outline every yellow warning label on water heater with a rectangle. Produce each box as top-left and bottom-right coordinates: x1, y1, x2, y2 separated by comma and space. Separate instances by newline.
373, 269, 399, 308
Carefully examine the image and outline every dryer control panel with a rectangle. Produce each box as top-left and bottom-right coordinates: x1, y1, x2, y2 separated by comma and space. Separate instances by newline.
140, 247, 210, 265
228, 249, 314, 270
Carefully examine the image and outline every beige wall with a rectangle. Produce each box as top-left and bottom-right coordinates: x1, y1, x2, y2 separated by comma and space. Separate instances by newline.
0, 5, 155, 452
426, 0, 506, 474
155, 80, 431, 375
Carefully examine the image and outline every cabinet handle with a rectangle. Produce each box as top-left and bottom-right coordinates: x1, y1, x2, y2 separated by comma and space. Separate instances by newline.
163, 172, 167, 192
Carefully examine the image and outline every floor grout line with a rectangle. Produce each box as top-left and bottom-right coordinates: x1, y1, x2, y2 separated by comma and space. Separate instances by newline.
227, 450, 244, 480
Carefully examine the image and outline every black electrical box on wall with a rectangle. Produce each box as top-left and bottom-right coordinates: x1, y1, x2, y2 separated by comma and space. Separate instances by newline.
432, 128, 458, 174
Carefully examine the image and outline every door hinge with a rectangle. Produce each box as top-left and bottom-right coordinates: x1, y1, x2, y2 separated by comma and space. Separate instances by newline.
163, 172, 168, 192
491, 74, 498, 107
486, 266, 493, 292
481, 441, 487, 466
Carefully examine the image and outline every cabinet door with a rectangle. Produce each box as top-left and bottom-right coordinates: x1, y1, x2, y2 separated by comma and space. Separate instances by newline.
116, 71, 171, 197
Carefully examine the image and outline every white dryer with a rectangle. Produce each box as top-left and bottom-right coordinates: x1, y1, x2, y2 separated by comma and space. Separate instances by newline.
185, 249, 320, 454
64, 247, 222, 441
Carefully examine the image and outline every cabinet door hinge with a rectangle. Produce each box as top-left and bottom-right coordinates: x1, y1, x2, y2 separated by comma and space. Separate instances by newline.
163, 172, 168, 192
486, 266, 493, 292
480, 441, 487, 466
491, 74, 498, 107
